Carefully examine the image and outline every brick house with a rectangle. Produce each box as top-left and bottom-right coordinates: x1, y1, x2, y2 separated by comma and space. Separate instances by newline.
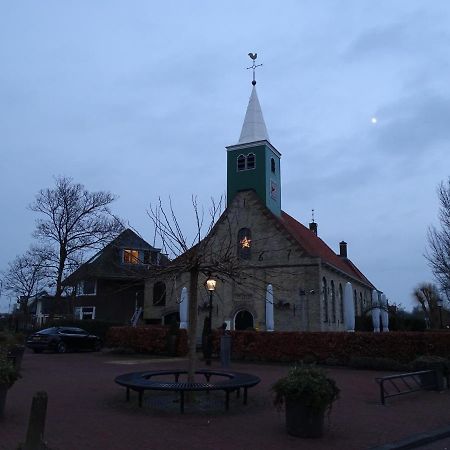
64, 228, 167, 324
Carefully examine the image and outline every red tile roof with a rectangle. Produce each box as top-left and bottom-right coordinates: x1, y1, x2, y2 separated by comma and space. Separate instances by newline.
279, 211, 374, 288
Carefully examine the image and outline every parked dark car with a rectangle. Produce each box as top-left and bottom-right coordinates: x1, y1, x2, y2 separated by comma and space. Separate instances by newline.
26, 327, 102, 353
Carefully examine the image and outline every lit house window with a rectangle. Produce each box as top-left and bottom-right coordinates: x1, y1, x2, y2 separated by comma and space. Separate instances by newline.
238, 228, 252, 260
124, 249, 139, 264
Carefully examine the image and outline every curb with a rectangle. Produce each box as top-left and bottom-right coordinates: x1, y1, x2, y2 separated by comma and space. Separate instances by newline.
370, 425, 450, 450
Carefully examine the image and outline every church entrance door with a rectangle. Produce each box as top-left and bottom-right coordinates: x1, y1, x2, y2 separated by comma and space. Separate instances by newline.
234, 310, 254, 330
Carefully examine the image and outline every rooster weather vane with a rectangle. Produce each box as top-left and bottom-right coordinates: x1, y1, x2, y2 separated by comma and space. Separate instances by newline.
247, 52, 262, 86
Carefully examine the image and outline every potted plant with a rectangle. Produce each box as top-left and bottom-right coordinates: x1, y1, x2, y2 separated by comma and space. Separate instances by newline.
272, 364, 340, 438
0, 355, 20, 418
0, 330, 26, 372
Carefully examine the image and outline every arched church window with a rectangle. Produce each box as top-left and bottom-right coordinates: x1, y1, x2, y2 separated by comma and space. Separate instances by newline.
339, 283, 344, 322
359, 292, 364, 315
153, 281, 166, 306
271, 157, 276, 173
322, 277, 329, 323
331, 280, 336, 323
238, 228, 252, 260
237, 155, 246, 171
354, 289, 358, 316
247, 153, 255, 169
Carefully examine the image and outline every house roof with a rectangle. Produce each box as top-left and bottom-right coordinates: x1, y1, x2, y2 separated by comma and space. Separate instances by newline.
279, 210, 375, 288
62, 228, 166, 285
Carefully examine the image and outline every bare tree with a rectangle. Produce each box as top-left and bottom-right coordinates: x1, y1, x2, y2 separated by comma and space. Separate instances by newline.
1, 247, 50, 317
147, 195, 314, 382
412, 282, 442, 329
427, 178, 450, 298
148, 196, 242, 382
30, 176, 124, 299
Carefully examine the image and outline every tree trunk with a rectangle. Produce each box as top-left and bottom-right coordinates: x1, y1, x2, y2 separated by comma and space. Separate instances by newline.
187, 267, 199, 383
55, 246, 67, 300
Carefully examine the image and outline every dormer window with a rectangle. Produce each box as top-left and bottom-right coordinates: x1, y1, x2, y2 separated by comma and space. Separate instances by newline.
143, 250, 159, 265
123, 249, 139, 264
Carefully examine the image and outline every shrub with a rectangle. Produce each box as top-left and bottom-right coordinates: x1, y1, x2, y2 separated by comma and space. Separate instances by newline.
106, 326, 188, 356
0, 356, 19, 387
272, 364, 339, 413
412, 355, 450, 376
213, 330, 450, 366
0, 331, 25, 349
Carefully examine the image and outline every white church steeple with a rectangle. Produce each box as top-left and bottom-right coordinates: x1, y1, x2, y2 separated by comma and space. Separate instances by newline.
238, 86, 270, 144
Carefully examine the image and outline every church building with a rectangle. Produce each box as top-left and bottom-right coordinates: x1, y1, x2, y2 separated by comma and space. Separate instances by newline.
143, 76, 378, 333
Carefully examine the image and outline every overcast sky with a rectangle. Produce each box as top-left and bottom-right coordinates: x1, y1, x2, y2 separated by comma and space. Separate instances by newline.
1, 1, 449, 312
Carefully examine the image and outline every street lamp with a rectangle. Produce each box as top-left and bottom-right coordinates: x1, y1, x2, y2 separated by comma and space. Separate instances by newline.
204, 275, 216, 366
436, 298, 443, 329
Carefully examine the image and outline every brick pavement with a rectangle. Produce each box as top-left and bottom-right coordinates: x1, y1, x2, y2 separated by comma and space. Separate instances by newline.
1, 350, 450, 450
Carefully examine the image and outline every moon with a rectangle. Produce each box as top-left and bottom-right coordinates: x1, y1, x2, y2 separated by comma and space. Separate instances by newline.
371, 117, 378, 124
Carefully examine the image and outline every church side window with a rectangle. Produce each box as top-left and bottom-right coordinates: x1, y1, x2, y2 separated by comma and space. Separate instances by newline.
153, 281, 166, 306
339, 283, 344, 323
271, 157, 276, 173
322, 277, 329, 323
330, 280, 336, 323
354, 289, 358, 316
238, 228, 252, 260
237, 155, 246, 171
246, 153, 255, 169
359, 292, 364, 316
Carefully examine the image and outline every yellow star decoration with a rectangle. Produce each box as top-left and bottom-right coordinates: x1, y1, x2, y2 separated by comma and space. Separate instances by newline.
240, 237, 251, 248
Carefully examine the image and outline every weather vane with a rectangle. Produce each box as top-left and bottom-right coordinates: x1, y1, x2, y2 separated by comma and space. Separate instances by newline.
247, 53, 262, 86
311, 209, 315, 223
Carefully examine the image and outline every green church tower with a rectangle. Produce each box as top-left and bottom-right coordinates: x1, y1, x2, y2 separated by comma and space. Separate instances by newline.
226, 84, 281, 217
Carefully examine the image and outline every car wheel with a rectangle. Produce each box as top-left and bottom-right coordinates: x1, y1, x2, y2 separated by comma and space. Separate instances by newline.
33, 349, 43, 354
57, 342, 67, 353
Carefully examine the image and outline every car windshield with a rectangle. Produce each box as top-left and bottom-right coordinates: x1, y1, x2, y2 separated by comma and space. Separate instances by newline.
60, 328, 87, 334
37, 327, 59, 335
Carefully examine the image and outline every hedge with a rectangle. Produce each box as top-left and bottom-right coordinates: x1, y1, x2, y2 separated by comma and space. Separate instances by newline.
106, 326, 188, 356
105, 328, 450, 365
211, 331, 450, 364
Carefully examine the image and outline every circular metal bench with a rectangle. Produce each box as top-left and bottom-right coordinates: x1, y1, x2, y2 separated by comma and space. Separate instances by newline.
114, 369, 261, 413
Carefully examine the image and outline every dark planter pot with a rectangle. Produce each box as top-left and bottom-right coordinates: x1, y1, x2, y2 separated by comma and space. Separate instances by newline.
7, 345, 25, 372
285, 397, 325, 438
0, 384, 8, 418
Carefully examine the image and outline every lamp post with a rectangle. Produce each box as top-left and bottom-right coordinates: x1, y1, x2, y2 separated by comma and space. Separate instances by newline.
204, 275, 216, 366
437, 298, 443, 329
